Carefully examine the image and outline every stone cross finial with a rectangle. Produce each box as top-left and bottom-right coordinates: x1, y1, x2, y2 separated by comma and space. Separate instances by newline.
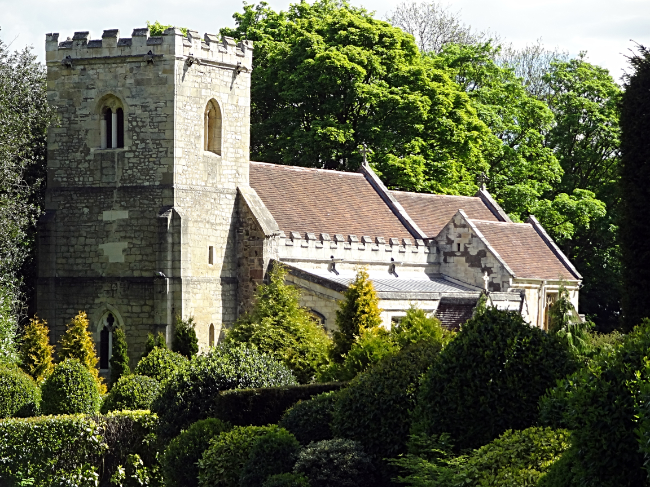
360, 143, 370, 166
477, 172, 488, 191
483, 271, 490, 291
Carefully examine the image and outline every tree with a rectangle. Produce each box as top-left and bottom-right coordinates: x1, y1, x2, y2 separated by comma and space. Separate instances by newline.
58, 311, 106, 393
172, 316, 199, 359
226, 264, 330, 383
330, 268, 382, 363
109, 327, 130, 387
144, 331, 167, 358
0, 285, 18, 366
19, 316, 53, 382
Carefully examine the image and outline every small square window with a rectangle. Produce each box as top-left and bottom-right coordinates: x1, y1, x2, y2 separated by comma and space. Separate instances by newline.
208, 246, 214, 265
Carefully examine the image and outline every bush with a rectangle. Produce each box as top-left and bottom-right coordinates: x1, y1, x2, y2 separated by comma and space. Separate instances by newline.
294, 438, 377, 487
333, 326, 398, 381
41, 359, 101, 415
161, 418, 232, 487
134, 346, 188, 383
0, 366, 40, 418
144, 331, 167, 357
19, 316, 54, 383
391, 305, 451, 349
280, 391, 339, 445
412, 307, 576, 451
0, 410, 159, 485
263, 473, 311, 486
240, 427, 301, 487
198, 425, 277, 487
109, 326, 131, 387
332, 343, 442, 467
101, 374, 162, 413
153, 343, 296, 439
173, 316, 199, 358
211, 382, 345, 427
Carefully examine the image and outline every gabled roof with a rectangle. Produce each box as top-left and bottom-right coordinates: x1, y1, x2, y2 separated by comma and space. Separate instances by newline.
392, 191, 500, 237
249, 162, 413, 241
470, 220, 579, 280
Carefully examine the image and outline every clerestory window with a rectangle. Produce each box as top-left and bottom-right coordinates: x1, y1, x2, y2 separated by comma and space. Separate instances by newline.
204, 99, 222, 155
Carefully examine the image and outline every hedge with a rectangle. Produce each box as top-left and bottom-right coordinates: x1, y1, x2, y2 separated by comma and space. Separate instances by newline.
41, 359, 101, 415
210, 382, 346, 426
101, 374, 162, 413
279, 391, 339, 445
0, 410, 159, 485
0, 366, 40, 418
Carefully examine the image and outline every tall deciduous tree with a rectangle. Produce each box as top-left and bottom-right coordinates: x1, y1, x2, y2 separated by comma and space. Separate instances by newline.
620, 45, 650, 330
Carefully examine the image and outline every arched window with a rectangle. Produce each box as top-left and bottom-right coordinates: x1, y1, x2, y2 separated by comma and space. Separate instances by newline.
100, 98, 125, 149
99, 313, 115, 370
204, 99, 222, 155
209, 323, 215, 347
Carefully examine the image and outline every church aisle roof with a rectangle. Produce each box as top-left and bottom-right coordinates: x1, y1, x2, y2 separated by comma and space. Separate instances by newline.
250, 162, 414, 241
470, 220, 578, 280
392, 191, 499, 237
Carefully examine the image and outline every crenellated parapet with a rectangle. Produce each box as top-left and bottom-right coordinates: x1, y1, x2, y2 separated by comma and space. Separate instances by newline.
45, 27, 253, 70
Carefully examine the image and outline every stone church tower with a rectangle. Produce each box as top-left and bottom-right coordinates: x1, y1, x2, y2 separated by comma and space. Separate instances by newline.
37, 27, 252, 367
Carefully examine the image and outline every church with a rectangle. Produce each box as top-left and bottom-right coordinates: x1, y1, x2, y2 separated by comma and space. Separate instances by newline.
36, 27, 581, 368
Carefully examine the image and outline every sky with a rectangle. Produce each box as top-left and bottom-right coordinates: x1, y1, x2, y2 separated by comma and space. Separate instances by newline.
1, 0, 648, 82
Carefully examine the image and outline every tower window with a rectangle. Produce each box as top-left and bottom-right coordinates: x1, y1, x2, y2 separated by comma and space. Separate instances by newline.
100, 98, 125, 149
204, 99, 222, 155
208, 246, 214, 265
99, 313, 115, 370
209, 323, 215, 347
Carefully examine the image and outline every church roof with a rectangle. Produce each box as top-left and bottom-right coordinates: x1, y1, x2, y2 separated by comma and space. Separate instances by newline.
250, 162, 413, 241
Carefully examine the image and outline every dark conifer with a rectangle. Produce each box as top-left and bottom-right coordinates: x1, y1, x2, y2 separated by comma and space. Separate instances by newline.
109, 327, 130, 387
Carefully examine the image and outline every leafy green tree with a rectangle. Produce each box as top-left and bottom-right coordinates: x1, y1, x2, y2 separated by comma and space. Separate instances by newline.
330, 268, 382, 364
0, 285, 18, 366
391, 305, 450, 349
620, 45, 650, 331
226, 264, 330, 383
19, 316, 54, 382
109, 327, 130, 387
173, 316, 199, 359
143, 331, 167, 357
221, 0, 494, 192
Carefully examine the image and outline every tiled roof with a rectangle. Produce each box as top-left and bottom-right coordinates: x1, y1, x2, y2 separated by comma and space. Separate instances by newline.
250, 162, 413, 241
391, 191, 499, 237
435, 298, 478, 330
471, 220, 577, 280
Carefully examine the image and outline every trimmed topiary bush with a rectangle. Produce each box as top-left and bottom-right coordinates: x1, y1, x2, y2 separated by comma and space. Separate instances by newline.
173, 316, 199, 358
41, 359, 101, 415
153, 344, 296, 439
0, 366, 40, 418
161, 418, 232, 487
293, 438, 377, 487
198, 425, 277, 487
263, 473, 311, 487
412, 307, 576, 451
280, 391, 339, 445
134, 346, 188, 383
100, 374, 162, 413
240, 427, 301, 487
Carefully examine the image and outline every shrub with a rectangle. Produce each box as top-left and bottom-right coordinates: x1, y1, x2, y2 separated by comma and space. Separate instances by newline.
225, 264, 330, 383
161, 418, 232, 487
391, 305, 450, 349
240, 427, 301, 487
198, 425, 276, 487
134, 346, 188, 383
412, 307, 576, 451
263, 473, 311, 486
144, 331, 167, 357
101, 374, 162, 413
58, 310, 106, 393
41, 358, 101, 415
19, 316, 54, 383
109, 326, 131, 387
0, 285, 18, 366
153, 343, 296, 439
0, 366, 40, 418
210, 382, 345, 427
173, 315, 199, 358
333, 326, 398, 380
280, 391, 339, 445
293, 438, 377, 487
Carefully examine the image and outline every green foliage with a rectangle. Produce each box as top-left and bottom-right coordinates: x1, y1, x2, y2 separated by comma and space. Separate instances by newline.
146, 20, 187, 37
331, 268, 382, 363
332, 343, 441, 476
209, 382, 345, 427
0, 410, 159, 486
327, 326, 397, 381
293, 438, 377, 487
101, 374, 162, 413
41, 358, 101, 415
109, 327, 131, 387
391, 305, 450, 349
135, 346, 188, 383
161, 418, 232, 487
263, 473, 310, 487
153, 343, 296, 439
0, 286, 18, 366
279, 391, 339, 445
144, 332, 167, 357
198, 425, 276, 487
0, 366, 40, 418
548, 286, 593, 354
58, 311, 106, 393
240, 427, 301, 487
226, 264, 330, 383
172, 316, 199, 358
620, 46, 650, 331
19, 316, 53, 383
413, 307, 575, 451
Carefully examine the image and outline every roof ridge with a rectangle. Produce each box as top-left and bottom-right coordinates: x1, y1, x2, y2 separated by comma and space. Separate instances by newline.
470, 219, 531, 226
391, 189, 481, 199
250, 161, 364, 177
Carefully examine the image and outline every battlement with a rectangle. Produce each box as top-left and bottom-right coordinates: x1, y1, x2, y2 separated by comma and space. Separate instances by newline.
45, 27, 253, 69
